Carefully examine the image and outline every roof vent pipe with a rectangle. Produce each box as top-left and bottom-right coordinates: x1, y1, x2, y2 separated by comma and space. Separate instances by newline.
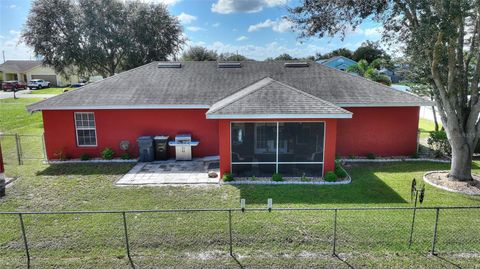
284, 62, 309, 68
158, 62, 182, 68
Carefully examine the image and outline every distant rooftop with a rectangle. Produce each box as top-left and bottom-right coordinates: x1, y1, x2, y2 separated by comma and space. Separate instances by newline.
0, 60, 43, 73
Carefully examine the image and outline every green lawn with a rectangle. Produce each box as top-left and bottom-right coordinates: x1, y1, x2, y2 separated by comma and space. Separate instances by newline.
418, 118, 442, 139
28, 87, 72, 95
0, 99, 479, 268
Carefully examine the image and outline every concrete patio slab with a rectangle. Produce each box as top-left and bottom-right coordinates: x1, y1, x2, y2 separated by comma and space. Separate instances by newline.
116, 157, 220, 186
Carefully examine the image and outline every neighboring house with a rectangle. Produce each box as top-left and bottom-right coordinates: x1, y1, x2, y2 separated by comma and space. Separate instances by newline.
0, 60, 80, 86
317, 56, 357, 71
27, 61, 431, 178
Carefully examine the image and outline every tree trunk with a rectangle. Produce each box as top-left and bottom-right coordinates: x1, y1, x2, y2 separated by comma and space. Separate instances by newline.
431, 106, 439, 131
448, 141, 473, 181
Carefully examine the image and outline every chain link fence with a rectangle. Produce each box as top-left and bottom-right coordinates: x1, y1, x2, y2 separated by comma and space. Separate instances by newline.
0, 206, 479, 268
0, 133, 46, 165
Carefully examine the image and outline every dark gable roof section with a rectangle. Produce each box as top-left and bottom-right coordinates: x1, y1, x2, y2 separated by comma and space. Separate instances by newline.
206, 77, 352, 119
26, 61, 432, 113
0, 60, 43, 73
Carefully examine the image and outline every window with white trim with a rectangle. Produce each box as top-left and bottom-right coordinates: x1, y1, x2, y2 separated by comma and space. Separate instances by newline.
74, 112, 97, 146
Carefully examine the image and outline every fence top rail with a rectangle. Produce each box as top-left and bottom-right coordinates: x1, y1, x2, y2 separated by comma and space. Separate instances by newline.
0, 205, 479, 215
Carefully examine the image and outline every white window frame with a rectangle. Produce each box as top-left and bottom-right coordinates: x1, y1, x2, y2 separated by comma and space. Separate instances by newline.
230, 121, 326, 177
74, 112, 98, 147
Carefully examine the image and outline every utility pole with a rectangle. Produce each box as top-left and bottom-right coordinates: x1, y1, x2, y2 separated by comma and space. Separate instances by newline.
2, 50, 5, 63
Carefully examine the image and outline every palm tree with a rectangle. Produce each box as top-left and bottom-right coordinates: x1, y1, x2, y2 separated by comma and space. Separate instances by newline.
347, 59, 391, 86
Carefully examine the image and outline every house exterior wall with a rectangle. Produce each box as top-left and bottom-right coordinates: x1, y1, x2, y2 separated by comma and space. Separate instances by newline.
218, 118, 338, 177
336, 106, 420, 157
27, 66, 80, 86
42, 109, 219, 160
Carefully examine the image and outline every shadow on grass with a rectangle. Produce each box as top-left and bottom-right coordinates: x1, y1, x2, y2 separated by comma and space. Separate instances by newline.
36, 163, 135, 176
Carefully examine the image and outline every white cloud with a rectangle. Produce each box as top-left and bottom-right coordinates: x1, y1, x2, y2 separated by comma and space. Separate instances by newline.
211, 0, 287, 14
135, 0, 181, 6
364, 26, 383, 37
248, 18, 293, 33
0, 29, 35, 60
236, 36, 248, 41
9, 4, 17, 8
177, 12, 197, 24
186, 26, 205, 32
212, 22, 221, 27
184, 40, 329, 60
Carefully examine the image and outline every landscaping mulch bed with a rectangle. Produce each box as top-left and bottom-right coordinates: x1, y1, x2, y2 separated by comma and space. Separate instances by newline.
424, 171, 480, 195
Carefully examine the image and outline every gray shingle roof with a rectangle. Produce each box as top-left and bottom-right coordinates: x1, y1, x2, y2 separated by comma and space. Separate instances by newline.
206, 77, 352, 118
0, 60, 43, 73
27, 61, 431, 113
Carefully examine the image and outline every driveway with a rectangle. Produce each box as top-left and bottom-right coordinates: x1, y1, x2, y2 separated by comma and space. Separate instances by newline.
0, 89, 57, 99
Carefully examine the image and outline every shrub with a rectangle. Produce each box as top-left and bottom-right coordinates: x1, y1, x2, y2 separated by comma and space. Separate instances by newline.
334, 161, 348, 178
101, 148, 115, 160
348, 155, 356, 159
428, 130, 451, 157
120, 153, 131, 160
324, 171, 337, 182
366, 153, 376, 159
80, 154, 90, 161
410, 152, 419, 159
272, 173, 283, 182
222, 173, 234, 182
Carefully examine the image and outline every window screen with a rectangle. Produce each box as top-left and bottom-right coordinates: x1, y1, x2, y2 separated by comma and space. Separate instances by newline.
74, 112, 97, 146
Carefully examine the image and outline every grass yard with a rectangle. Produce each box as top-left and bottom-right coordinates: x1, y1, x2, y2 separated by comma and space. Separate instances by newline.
418, 118, 442, 139
0, 98, 479, 268
28, 87, 73, 95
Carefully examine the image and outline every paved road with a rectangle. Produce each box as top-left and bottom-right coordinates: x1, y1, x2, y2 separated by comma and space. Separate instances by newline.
0, 89, 57, 100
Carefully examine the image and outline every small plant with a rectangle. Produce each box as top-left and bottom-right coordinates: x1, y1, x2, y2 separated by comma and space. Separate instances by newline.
334, 161, 347, 178
101, 147, 115, 160
251, 176, 258, 181
80, 154, 90, 161
272, 173, 283, 182
366, 153, 376, 159
428, 130, 451, 157
222, 173, 234, 182
324, 171, 338, 182
120, 153, 131, 160
348, 154, 356, 159
410, 152, 419, 159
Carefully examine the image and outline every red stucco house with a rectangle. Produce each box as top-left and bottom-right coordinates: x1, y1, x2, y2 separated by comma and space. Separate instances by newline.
27, 61, 430, 178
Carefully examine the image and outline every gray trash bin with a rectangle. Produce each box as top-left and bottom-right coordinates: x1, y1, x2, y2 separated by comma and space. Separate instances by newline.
137, 136, 154, 162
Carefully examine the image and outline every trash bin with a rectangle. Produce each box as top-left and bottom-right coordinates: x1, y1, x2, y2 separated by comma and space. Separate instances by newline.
153, 136, 169, 160
137, 136, 154, 162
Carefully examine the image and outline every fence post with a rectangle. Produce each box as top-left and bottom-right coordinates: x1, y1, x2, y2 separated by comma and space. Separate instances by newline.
18, 213, 30, 268
15, 134, 22, 165
431, 208, 440, 255
122, 212, 135, 269
332, 209, 338, 256
228, 209, 233, 257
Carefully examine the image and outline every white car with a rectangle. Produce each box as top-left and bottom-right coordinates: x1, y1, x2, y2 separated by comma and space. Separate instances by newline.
28, 79, 51, 89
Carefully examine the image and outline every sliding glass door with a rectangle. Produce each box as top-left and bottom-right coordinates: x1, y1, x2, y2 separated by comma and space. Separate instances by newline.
231, 122, 325, 177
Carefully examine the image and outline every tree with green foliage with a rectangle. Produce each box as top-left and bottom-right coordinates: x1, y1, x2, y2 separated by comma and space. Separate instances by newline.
352, 41, 389, 63
289, 0, 480, 181
218, 53, 250, 61
274, 53, 294, 61
181, 46, 218, 61
347, 59, 392, 85
317, 48, 353, 60
22, 0, 184, 78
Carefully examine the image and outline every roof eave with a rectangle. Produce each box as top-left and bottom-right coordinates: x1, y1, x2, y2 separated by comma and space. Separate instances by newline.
336, 101, 434, 107
205, 113, 353, 119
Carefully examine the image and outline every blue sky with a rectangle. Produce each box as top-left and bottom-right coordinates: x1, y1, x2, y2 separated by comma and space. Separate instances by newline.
0, 0, 384, 61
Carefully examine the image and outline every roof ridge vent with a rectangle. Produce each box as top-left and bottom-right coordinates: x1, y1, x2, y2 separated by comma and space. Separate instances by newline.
284, 62, 309, 68
158, 62, 182, 68
218, 62, 241, 68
